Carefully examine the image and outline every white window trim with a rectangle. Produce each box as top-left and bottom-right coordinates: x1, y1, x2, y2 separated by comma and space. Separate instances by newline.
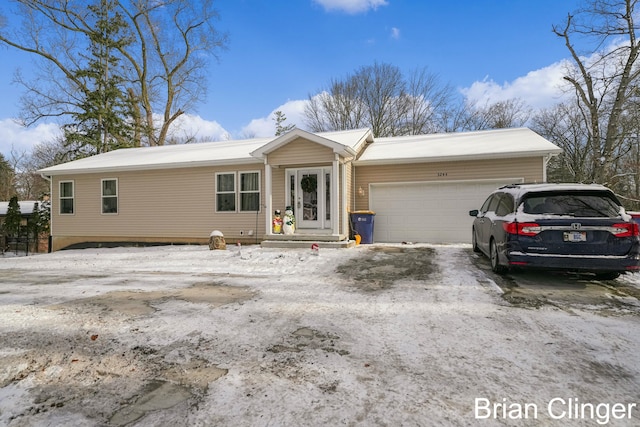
59, 180, 75, 215
215, 171, 262, 213
239, 170, 261, 213
101, 178, 118, 215
216, 172, 237, 213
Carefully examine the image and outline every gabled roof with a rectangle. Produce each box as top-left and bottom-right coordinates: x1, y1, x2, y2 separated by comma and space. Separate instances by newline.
38, 138, 270, 175
37, 127, 560, 176
38, 128, 374, 176
354, 127, 562, 165
250, 128, 373, 159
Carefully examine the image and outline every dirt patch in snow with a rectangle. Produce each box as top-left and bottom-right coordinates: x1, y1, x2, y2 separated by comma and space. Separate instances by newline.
1, 282, 252, 426
51, 282, 254, 316
335, 246, 436, 291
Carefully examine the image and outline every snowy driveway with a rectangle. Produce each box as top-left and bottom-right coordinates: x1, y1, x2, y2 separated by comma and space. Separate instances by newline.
1, 244, 640, 426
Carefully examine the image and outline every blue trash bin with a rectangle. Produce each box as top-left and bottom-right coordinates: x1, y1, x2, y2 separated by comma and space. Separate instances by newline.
350, 211, 375, 244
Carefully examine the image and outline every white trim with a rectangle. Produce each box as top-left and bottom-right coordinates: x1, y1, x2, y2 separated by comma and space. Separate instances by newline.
101, 178, 118, 215
332, 154, 339, 235
239, 170, 262, 212
341, 161, 348, 237
215, 172, 236, 213
285, 167, 333, 230
354, 152, 561, 166
59, 180, 75, 215
264, 162, 272, 235
215, 171, 262, 213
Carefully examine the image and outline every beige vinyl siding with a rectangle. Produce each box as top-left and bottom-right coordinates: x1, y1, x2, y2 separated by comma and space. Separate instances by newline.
345, 162, 353, 213
353, 157, 543, 211
51, 164, 265, 249
268, 137, 335, 166
271, 167, 287, 211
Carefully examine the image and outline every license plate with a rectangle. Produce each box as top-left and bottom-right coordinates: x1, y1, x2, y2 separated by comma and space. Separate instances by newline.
563, 231, 586, 242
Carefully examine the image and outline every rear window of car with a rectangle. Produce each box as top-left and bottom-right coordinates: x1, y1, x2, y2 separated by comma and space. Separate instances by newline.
521, 191, 621, 217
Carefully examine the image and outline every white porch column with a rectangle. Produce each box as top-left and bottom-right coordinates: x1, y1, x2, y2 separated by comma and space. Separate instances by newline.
264, 161, 273, 236
333, 154, 340, 236
341, 161, 348, 238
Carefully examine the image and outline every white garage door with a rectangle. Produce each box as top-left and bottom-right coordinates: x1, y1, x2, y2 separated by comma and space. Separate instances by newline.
369, 179, 521, 244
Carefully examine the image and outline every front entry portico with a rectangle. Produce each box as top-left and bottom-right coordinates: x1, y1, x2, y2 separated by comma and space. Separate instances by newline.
249, 128, 373, 247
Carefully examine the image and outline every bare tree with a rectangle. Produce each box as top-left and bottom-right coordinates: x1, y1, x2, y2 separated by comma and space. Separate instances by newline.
401, 68, 458, 134
7, 146, 50, 200
304, 63, 459, 137
532, 101, 594, 183
0, 153, 16, 200
0, 0, 228, 149
553, 0, 640, 185
464, 98, 531, 130
305, 78, 367, 133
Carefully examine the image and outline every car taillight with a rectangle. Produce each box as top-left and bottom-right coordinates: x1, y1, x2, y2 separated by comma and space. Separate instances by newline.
612, 222, 640, 237
503, 222, 541, 236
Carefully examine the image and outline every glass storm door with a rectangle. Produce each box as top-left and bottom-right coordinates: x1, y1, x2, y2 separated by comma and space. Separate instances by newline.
287, 168, 331, 229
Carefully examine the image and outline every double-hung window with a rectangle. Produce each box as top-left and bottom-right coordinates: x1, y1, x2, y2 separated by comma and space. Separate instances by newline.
240, 172, 260, 211
102, 179, 118, 214
59, 181, 74, 214
216, 173, 236, 212
216, 171, 260, 212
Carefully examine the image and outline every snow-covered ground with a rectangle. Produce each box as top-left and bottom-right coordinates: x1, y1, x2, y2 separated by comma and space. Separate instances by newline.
1, 244, 640, 426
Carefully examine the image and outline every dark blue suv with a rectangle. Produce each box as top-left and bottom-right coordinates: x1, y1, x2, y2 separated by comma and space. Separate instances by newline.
469, 183, 640, 279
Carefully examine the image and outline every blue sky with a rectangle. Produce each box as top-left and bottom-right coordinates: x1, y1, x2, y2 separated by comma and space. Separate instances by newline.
0, 0, 585, 158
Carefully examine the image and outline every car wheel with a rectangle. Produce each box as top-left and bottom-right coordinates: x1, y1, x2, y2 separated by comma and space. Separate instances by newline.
490, 239, 507, 274
595, 272, 620, 280
472, 227, 480, 253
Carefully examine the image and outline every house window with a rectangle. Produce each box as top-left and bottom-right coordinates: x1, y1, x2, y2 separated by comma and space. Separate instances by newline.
240, 172, 260, 212
216, 173, 236, 212
216, 172, 261, 212
102, 179, 118, 214
59, 181, 74, 214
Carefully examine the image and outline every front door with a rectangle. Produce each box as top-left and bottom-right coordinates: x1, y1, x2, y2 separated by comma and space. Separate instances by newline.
287, 168, 332, 229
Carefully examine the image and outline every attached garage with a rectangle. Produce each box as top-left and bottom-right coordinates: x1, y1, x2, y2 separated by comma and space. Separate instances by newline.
370, 179, 521, 243
353, 128, 562, 244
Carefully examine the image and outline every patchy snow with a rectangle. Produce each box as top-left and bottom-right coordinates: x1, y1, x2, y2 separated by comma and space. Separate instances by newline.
1, 244, 640, 426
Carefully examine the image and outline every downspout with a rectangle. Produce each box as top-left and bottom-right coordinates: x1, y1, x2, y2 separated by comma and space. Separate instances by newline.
543, 153, 554, 183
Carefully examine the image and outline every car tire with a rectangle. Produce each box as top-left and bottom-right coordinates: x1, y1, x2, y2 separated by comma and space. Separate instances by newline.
490, 239, 507, 274
472, 228, 481, 253
595, 272, 620, 280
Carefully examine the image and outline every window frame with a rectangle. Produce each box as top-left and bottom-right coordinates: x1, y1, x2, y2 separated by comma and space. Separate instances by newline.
215, 171, 262, 213
101, 178, 119, 215
239, 171, 261, 212
216, 172, 237, 213
59, 180, 75, 215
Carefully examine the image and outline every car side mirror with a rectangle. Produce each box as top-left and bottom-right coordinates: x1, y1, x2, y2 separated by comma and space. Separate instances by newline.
469, 209, 479, 217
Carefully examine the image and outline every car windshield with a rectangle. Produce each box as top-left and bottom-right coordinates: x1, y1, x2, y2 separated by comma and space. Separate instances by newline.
521, 192, 621, 217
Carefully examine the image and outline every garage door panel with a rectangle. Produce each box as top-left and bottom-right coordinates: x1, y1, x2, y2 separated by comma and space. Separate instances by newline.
370, 180, 520, 243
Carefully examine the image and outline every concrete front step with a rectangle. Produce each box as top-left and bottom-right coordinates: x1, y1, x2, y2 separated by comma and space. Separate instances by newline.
261, 239, 356, 249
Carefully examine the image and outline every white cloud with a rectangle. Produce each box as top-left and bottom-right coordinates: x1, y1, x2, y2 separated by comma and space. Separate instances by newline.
165, 114, 230, 142
313, 0, 388, 14
0, 119, 61, 159
241, 100, 309, 138
461, 60, 573, 109
391, 27, 400, 40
